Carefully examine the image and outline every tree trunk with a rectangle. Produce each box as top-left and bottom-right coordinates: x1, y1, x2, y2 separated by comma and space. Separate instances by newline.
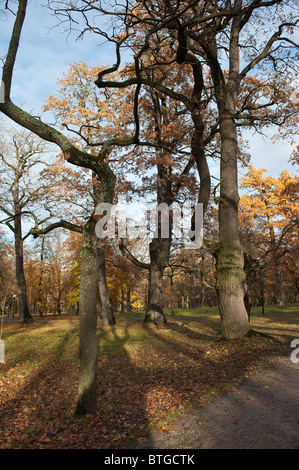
170, 274, 175, 315
97, 245, 115, 326
126, 290, 131, 313
200, 253, 206, 307
274, 252, 286, 309
3, 294, 8, 318
244, 291, 252, 322
37, 235, 45, 316
190, 270, 197, 309
216, 117, 250, 339
269, 225, 286, 308
75, 218, 98, 416
144, 264, 167, 324
14, 212, 32, 323
56, 290, 62, 315
143, 235, 168, 324
259, 268, 265, 314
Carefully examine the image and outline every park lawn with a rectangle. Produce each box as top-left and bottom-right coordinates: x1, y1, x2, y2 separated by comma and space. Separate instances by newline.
0, 307, 297, 449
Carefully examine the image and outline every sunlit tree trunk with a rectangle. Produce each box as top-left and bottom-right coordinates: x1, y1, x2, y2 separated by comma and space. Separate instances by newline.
75, 218, 98, 416
205, 6, 250, 338
215, 116, 250, 338
144, 238, 168, 324
97, 245, 115, 326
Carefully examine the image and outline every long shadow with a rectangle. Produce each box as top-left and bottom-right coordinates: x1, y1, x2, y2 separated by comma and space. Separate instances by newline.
0, 319, 55, 341
0, 321, 155, 449
252, 324, 299, 337
96, 324, 155, 448
137, 319, 286, 419
0, 331, 77, 448
0, 314, 290, 449
163, 319, 219, 342
186, 358, 299, 449
141, 318, 220, 361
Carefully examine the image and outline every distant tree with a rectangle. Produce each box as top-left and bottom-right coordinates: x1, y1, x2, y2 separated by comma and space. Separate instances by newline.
0, 229, 15, 316
0, 128, 52, 322
240, 165, 299, 310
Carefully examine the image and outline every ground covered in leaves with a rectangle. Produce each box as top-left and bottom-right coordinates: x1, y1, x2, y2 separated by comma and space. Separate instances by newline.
0, 307, 298, 449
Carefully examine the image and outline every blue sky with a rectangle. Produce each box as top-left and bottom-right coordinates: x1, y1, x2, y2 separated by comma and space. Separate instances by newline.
0, 0, 297, 181
1, 0, 119, 111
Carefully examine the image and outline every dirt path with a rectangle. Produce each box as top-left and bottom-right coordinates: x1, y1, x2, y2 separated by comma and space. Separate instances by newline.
134, 355, 299, 449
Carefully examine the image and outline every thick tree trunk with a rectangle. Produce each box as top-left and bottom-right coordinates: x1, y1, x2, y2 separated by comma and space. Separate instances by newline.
216, 117, 250, 339
143, 235, 169, 325
75, 218, 98, 416
144, 264, 167, 324
14, 212, 32, 323
97, 245, 115, 326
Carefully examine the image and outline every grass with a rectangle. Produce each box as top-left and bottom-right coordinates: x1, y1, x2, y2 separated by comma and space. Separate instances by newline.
0, 305, 298, 449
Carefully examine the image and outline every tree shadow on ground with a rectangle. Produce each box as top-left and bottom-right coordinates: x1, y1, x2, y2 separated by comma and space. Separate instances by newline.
161, 319, 220, 342
134, 357, 299, 449
0, 315, 289, 449
0, 332, 78, 448
0, 319, 55, 341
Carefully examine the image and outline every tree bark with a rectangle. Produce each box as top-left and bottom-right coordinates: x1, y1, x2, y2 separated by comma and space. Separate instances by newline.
259, 268, 265, 315
275, 258, 286, 308
269, 225, 286, 308
144, 265, 167, 324
144, 237, 169, 324
36, 235, 45, 316
216, 117, 250, 339
13, 183, 32, 323
97, 245, 115, 326
126, 290, 131, 312
75, 218, 98, 416
205, 7, 250, 338
170, 273, 175, 315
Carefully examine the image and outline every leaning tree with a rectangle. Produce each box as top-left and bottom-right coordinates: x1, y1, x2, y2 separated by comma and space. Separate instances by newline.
0, 0, 140, 415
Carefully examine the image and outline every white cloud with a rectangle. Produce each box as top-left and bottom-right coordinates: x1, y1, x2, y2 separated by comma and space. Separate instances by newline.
1, 1, 126, 113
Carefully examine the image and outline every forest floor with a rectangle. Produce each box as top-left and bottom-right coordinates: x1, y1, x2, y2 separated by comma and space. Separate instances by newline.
0, 306, 298, 449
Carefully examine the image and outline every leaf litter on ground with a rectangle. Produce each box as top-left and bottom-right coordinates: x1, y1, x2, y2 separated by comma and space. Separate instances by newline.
0, 309, 297, 449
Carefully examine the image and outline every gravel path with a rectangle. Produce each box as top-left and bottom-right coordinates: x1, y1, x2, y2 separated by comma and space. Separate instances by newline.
134, 355, 299, 449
